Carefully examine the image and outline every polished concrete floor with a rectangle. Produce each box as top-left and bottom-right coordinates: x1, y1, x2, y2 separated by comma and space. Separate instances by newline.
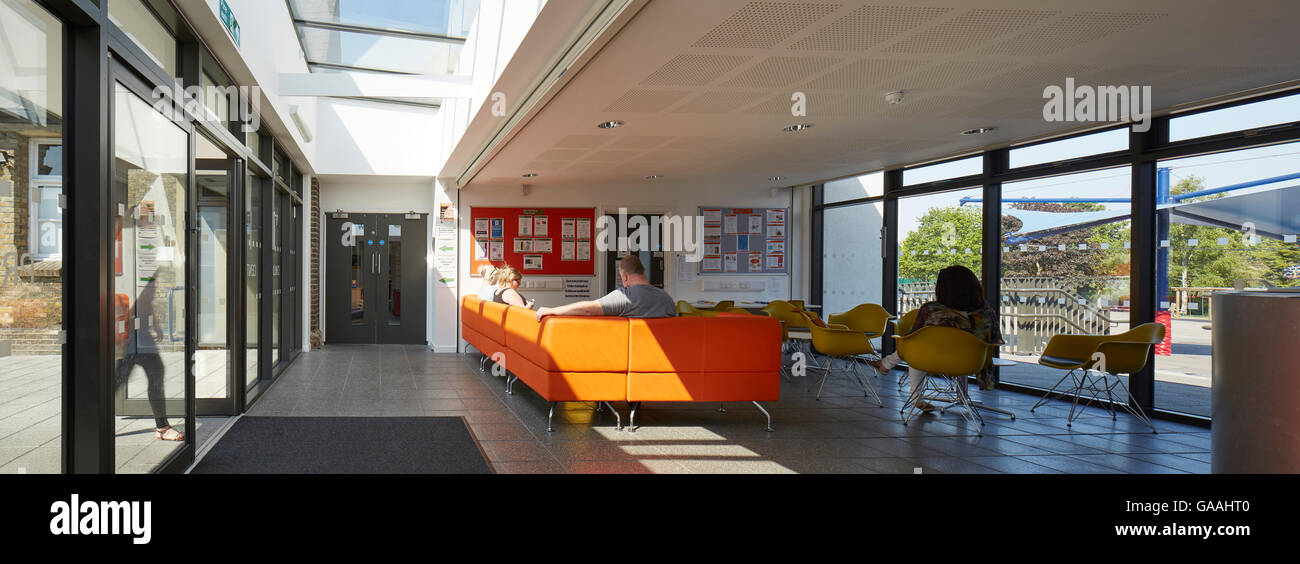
223, 344, 1212, 474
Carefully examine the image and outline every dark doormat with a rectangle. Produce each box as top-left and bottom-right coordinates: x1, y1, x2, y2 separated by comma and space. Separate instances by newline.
191, 416, 494, 474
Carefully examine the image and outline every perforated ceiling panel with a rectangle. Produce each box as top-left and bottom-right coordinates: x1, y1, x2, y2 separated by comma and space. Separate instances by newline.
788, 4, 951, 51
693, 1, 841, 49
604, 136, 674, 150
536, 148, 590, 161
980, 11, 1167, 56
603, 89, 693, 112
523, 161, 571, 171
740, 91, 812, 115
884, 9, 1057, 54
720, 56, 841, 88
801, 58, 929, 90
663, 136, 728, 151
875, 94, 981, 118
640, 54, 753, 86
552, 134, 613, 149
962, 62, 1103, 95
585, 149, 642, 162
670, 91, 770, 113
892, 60, 1009, 91
823, 93, 887, 116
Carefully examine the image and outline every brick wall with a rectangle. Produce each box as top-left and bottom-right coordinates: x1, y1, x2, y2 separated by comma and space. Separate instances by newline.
309, 176, 321, 347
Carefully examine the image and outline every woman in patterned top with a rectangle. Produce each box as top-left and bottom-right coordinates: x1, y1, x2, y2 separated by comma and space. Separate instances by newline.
869, 265, 1003, 411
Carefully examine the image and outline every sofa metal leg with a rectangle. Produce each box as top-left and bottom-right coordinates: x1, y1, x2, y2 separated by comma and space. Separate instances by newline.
600, 401, 623, 430
505, 374, 516, 395
629, 402, 641, 432
718, 402, 726, 413
752, 401, 773, 432
547, 402, 557, 432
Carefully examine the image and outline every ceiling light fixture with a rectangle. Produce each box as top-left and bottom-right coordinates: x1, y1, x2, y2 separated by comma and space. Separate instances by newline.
961, 126, 998, 135
644, 175, 663, 180
597, 120, 624, 129
522, 173, 538, 178
783, 123, 813, 132
770, 176, 786, 182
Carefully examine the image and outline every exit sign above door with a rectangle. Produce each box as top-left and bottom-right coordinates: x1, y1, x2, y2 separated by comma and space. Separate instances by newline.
219, 0, 241, 48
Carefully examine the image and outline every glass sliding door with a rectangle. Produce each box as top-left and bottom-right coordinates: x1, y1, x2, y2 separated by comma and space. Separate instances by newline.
111, 81, 190, 473
245, 173, 263, 398
0, 0, 64, 474
195, 134, 236, 417
271, 187, 281, 366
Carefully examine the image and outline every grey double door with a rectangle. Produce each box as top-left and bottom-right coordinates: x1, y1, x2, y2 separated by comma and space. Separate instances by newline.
326, 213, 427, 344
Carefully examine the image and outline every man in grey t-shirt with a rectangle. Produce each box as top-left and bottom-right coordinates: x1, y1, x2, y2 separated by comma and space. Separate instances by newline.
535, 255, 678, 320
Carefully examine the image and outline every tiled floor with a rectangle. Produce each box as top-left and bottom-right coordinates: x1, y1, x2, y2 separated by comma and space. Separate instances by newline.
228, 344, 1212, 474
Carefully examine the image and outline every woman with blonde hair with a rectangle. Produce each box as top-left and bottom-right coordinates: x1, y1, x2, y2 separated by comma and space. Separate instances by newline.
476, 264, 499, 300
492, 265, 535, 309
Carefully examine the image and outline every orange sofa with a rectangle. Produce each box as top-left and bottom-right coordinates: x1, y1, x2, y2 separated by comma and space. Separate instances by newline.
461, 295, 781, 431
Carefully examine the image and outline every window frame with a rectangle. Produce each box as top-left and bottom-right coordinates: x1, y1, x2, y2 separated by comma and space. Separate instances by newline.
28, 138, 64, 260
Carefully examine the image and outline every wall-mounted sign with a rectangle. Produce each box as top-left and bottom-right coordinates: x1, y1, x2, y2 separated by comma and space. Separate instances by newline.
219, 0, 241, 48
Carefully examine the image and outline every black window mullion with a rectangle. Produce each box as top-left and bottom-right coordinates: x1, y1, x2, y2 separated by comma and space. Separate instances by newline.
881, 169, 902, 355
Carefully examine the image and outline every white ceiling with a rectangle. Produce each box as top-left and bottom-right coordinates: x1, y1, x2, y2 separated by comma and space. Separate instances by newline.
463, 0, 1300, 191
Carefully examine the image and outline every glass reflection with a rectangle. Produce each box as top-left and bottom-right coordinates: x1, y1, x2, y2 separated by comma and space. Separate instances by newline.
112, 82, 188, 473
0, 0, 63, 474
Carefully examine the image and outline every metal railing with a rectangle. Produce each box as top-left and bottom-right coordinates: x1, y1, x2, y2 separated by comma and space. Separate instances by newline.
899, 277, 1124, 356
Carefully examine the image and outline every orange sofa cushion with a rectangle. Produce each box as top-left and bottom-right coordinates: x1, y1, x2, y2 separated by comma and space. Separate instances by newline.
503, 305, 629, 373
628, 316, 781, 373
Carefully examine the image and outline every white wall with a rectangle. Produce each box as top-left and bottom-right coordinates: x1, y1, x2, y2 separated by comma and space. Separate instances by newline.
313, 99, 443, 177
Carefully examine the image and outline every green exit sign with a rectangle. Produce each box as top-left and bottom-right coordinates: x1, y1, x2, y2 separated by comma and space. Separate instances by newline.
219, 0, 240, 47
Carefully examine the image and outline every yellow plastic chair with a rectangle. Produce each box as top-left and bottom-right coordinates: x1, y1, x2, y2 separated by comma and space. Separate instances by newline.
720, 307, 752, 315
677, 301, 718, 317
714, 300, 735, 311
893, 326, 998, 434
889, 308, 921, 389
828, 303, 895, 338
790, 299, 806, 310
1031, 323, 1164, 432
799, 311, 883, 404
892, 308, 920, 336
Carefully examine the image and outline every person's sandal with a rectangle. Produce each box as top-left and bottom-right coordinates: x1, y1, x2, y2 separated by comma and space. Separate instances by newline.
867, 359, 888, 373
155, 426, 185, 441
915, 400, 937, 413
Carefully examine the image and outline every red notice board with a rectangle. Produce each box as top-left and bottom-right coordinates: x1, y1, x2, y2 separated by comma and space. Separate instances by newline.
469, 207, 596, 276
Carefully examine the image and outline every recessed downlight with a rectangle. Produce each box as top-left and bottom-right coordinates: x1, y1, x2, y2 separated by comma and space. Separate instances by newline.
522, 173, 538, 178
770, 176, 786, 182
961, 126, 998, 135
597, 120, 624, 129
783, 123, 814, 132
644, 175, 663, 180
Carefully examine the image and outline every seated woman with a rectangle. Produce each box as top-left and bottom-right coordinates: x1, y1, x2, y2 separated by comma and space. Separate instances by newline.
475, 264, 499, 300
492, 266, 536, 309
869, 265, 1002, 412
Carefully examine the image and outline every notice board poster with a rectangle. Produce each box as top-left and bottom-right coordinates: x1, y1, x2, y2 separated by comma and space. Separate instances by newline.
470, 207, 595, 276
699, 206, 788, 275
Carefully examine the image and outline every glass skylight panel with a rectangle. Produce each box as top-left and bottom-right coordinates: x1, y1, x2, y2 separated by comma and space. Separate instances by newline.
288, 0, 479, 38
297, 25, 464, 75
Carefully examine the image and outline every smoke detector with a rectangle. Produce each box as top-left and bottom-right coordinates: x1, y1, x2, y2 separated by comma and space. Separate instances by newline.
885, 90, 905, 105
